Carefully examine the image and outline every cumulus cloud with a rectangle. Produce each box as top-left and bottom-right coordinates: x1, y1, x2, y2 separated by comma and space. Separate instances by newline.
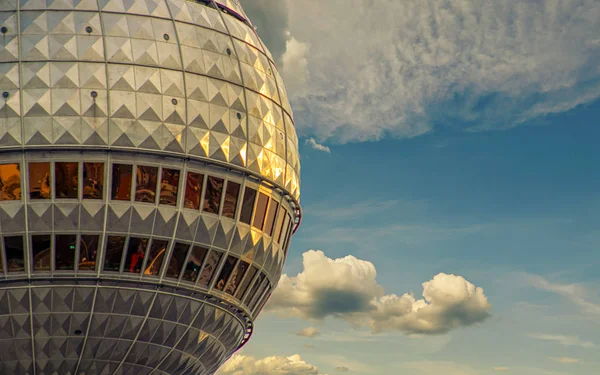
296, 327, 321, 338
528, 333, 595, 348
305, 138, 331, 153
246, 0, 600, 143
266, 250, 491, 335
548, 357, 579, 364
335, 367, 349, 372
217, 353, 327, 375
241, 0, 290, 62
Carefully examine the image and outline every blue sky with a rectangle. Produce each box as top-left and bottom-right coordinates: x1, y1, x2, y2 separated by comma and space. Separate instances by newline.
218, 1, 600, 374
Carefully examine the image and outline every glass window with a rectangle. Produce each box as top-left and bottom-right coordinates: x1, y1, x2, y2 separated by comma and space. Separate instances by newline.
252, 193, 269, 230
104, 236, 126, 272
202, 176, 224, 215
222, 181, 240, 219
283, 214, 294, 252
215, 255, 237, 291
250, 281, 270, 312
184, 172, 204, 210
79, 235, 99, 271
253, 285, 272, 314
111, 164, 132, 201
0, 163, 21, 201
55, 162, 79, 199
182, 245, 209, 282
159, 168, 180, 206
4, 236, 24, 272
29, 162, 51, 199
278, 213, 291, 245
165, 242, 190, 279
124, 237, 148, 274
225, 260, 249, 295
55, 235, 76, 271
31, 235, 51, 271
264, 200, 279, 236
244, 273, 266, 306
143, 239, 168, 276
83, 162, 104, 199
197, 250, 223, 288
234, 265, 258, 300
274, 207, 286, 244
239, 187, 256, 225
135, 165, 158, 203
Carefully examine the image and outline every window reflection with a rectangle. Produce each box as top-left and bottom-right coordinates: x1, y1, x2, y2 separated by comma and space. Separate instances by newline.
225, 260, 249, 295
111, 164, 132, 201
252, 193, 269, 230
144, 239, 169, 276
32, 235, 51, 271
184, 172, 204, 210
253, 285, 272, 314
79, 235, 99, 271
264, 200, 279, 236
234, 265, 258, 300
222, 181, 240, 219
55, 235, 77, 271
203, 176, 224, 215
244, 273, 266, 306
182, 245, 209, 282
197, 250, 223, 288
250, 281, 270, 312
0, 163, 21, 201
135, 165, 158, 203
165, 242, 190, 279
160, 168, 180, 206
215, 255, 237, 291
104, 236, 126, 272
239, 187, 257, 225
284, 214, 294, 253
274, 207, 286, 244
55, 162, 79, 199
278, 212, 291, 245
4, 236, 24, 272
29, 163, 51, 199
83, 162, 104, 199
124, 237, 148, 274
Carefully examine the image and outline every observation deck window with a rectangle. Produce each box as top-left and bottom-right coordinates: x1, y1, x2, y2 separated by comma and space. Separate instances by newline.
135, 165, 158, 203
239, 187, 256, 225
79, 235, 99, 271
4, 236, 24, 272
160, 168, 180, 206
31, 235, 51, 271
124, 237, 149, 274
111, 164, 132, 201
203, 176, 224, 215
215, 255, 237, 291
225, 259, 249, 295
29, 163, 51, 199
55, 162, 78, 199
197, 249, 223, 288
234, 265, 258, 300
274, 207, 287, 244
184, 172, 204, 210
222, 181, 241, 219
243, 272, 265, 306
264, 200, 279, 236
166, 242, 190, 279
83, 162, 104, 199
0, 163, 21, 201
144, 239, 169, 276
55, 234, 77, 271
252, 193, 269, 230
182, 245, 209, 282
104, 236, 126, 272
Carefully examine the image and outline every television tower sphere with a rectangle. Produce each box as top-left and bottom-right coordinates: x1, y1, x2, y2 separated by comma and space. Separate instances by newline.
0, 0, 301, 374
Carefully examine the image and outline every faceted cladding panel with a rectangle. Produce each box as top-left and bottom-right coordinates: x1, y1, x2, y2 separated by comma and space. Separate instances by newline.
0, 0, 300, 200
0, 283, 245, 375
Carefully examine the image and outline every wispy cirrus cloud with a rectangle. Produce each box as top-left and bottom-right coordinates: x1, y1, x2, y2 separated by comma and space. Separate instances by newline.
246, 0, 600, 143
305, 138, 331, 153
528, 332, 595, 348
548, 357, 580, 364
526, 274, 600, 315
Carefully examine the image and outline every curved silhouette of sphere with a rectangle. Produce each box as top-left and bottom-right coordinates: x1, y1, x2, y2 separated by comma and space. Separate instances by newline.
0, 0, 300, 374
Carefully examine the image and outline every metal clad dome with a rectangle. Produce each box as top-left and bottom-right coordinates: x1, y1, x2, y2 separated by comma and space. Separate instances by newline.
0, 0, 300, 374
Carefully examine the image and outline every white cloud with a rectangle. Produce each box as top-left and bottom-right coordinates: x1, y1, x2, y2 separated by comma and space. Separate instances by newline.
493, 367, 509, 372
548, 357, 579, 364
526, 274, 600, 315
296, 327, 321, 338
247, 0, 600, 143
266, 250, 491, 335
217, 353, 327, 375
305, 138, 331, 153
335, 367, 349, 372
401, 361, 479, 375
528, 332, 595, 348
